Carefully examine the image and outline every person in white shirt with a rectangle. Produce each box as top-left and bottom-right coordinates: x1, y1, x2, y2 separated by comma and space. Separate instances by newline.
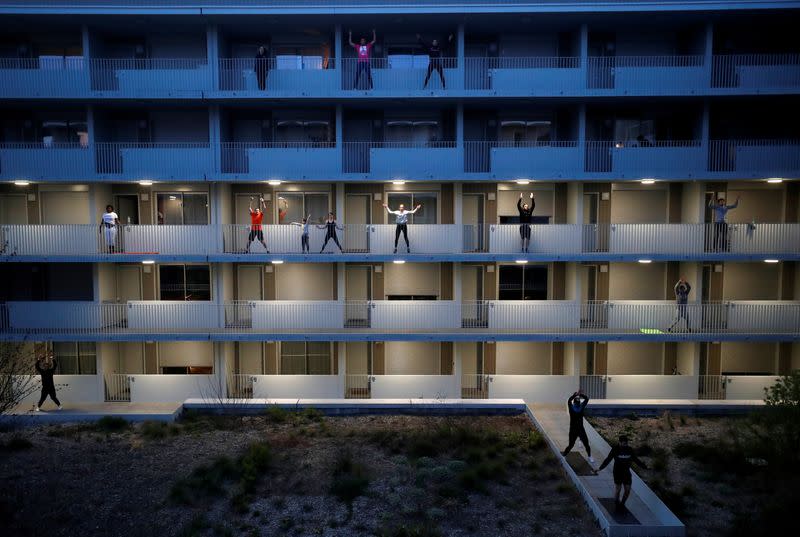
383, 202, 421, 253
99, 204, 120, 253
291, 214, 312, 253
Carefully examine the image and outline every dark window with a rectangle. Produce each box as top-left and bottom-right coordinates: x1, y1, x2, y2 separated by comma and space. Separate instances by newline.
386, 295, 437, 300
159, 265, 211, 301
280, 342, 331, 375
0, 264, 93, 301
52, 342, 97, 375
498, 265, 548, 300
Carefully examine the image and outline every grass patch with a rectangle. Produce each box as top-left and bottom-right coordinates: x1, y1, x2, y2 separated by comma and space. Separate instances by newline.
95, 416, 129, 433
1, 435, 33, 451
139, 420, 179, 440
330, 450, 370, 508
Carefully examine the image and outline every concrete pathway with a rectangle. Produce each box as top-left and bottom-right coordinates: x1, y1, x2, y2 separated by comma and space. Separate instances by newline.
528, 403, 684, 537
3, 402, 182, 425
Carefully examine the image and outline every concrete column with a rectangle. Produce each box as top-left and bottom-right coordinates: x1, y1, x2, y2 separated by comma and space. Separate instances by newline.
456, 103, 464, 174
337, 342, 346, 396
214, 342, 228, 399
209, 105, 221, 177
336, 181, 345, 220
336, 104, 343, 174
454, 182, 463, 249
81, 24, 91, 59
453, 342, 463, 396
337, 262, 346, 303
457, 23, 465, 89
335, 25, 342, 67
579, 23, 589, 87
566, 181, 583, 224
682, 181, 705, 224
207, 24, 220, 91
453, 261, 462, 303
704, 22, 714, 85
86, 105, 97, 177
701, 99, 710, 162
577, 104, 587, 164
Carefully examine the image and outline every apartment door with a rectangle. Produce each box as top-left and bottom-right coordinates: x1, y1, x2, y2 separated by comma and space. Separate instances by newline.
233, 193, 260, 252
582, 192, 599, 252
345, 194, 370, 252
114, 194, 139, 225
462, 193, 485, 252
345, 341, 372, 398
345, 265, 372, 327
234, 265, 263, 328
0, 194, 27, 224
588, 32, 616, 89
116, 265, 142, 302
702, 264, 726, 330
580, 343, 608, 399
462, 265, 486, 327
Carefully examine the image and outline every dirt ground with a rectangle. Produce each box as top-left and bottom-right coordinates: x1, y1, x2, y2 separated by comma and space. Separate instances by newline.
589, 413, 777, 537
0, 411, 603, 537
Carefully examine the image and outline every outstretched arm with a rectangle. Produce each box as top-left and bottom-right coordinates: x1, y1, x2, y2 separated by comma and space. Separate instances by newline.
348, 31, 354, 48
631, 452, 648, 470
370, 29, 377, 46
409, 204, 422, 214
260, 197, 267, 210
383, 203, 397, 215
597, 447, 616, 472
727, 196, 740, 210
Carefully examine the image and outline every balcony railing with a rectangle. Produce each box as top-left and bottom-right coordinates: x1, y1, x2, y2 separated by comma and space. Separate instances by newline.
220, 141, 338, 179
94, 142, 214, 179
2, 300, 797, 337
342, 141, 460, 178
3, 223, 798, 259
2, 53, 800, 98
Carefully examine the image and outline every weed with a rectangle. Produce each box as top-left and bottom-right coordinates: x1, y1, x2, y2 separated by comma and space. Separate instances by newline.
140, 420, 178, 440
300, 407, 324, 422
95, 416, 129, 433
679, 414, 687, 426
330, 451, 370, 509
264, 405, 288, 423
178, 514, 209, 537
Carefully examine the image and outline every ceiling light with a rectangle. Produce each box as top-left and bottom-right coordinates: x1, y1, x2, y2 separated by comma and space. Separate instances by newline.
638, 259, 652, 264
13, 180, 30, 186
139, 180, 153, 186
392, 180, 406, 185
393, 259, 406, 264
268, 180, 282, 186
515, 180, 530, 185
764, 259, 779, 263
641, 179, 655, 185
515, 260, 528, 264
766, 178, 783, 184
142, 260, 155, 265
271, 260, 284, 264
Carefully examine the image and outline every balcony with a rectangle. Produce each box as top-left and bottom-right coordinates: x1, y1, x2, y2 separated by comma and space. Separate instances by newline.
464, 141, 581, 178
2, 300, 797, 340
0, 143, 94, 180
220, 142, 338, 180
3, 53, 799, 99
3, 223, 798, 261
94, 142, 214, 180
342, 141, 461, 180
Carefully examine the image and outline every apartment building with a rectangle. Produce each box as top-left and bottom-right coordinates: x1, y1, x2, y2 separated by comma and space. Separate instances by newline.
0, 0, 798, 407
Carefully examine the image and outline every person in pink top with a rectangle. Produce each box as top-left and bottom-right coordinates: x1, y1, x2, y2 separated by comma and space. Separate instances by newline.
349, 29, 376, 90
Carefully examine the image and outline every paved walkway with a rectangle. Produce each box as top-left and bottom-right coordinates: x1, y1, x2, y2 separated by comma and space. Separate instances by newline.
528, 404, 684, 537
3, 402, 182, 424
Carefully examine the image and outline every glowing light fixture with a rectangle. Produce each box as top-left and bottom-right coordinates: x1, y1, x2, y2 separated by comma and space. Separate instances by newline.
764, 259, 779, 263
638, 259, 652, 264
393, 259, 406, 264
767, 178, 783, 184
13, 180, 30, 186
641, 179, 655, 185
142, 260, 155, 265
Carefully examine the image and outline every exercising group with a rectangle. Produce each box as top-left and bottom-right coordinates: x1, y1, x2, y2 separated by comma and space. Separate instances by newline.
561, 389, 648, 513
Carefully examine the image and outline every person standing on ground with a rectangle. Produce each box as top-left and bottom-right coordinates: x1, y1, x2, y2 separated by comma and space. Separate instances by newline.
246, 196, 269, 253
561, 389, 594, 463
417, 33, 454, 89
318, 212, 344, 253
99, 204, 120, 254
595, 435, 648, 512
291, 214, 312, 253
349, 29, 376, 90
667, 276, 692, 332
35, 351, 61, 411
517, 192, 535, 253
383, 202, 422, 253
255, 45, 270, 91
709, 195, 740, 251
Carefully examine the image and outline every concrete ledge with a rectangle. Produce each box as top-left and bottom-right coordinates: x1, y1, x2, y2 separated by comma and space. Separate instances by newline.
587, 399, 764, 416
182, 398, 527, 415
2, 403, 182, 426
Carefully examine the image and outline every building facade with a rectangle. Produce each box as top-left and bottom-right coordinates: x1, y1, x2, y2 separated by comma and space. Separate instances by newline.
1, 0, 799, 406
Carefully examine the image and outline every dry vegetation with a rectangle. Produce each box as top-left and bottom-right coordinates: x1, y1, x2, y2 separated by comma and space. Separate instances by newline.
1, 410, 602, 537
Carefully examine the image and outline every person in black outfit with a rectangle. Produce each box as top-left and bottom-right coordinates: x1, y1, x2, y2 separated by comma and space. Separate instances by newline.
517, 192, 535, 253
255, 45, 269, 91
35, 352, 62, 411
318, 212, 344, 253
417, 33, 454, 89
560, 390, 594, 462
596, 435, 648, 511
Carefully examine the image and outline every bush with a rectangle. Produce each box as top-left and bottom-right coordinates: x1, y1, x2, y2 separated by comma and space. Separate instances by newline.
95, 416, 129, 433
330, 451, 370, 507
140, 421, 179, 440
2, 435, 33, 451
264, 405, 288, 423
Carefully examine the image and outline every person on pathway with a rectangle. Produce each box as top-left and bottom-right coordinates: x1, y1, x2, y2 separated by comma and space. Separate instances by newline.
595, 435, 648, 512
384, 202, 421, 253
99, 204, 121, 253
318, 212, 344, 253
667, 276, 692, 332
517, 192, 535, 253
349, 29, 376, 90
561, 389, 594, 463
255, 45, 270, 91
417, 33, 454, 89
709, 195, 740, 251
246, 196, 269, 253
35, 351, 61, 411
291, 214, 312, 253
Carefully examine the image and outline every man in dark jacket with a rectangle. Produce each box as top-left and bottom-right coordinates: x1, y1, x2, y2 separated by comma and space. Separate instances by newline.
417, 33, 454, 89
596, 435, 648, 511
35, 352, 62, 411
255, 45, 270, 91
668, 276, 692, 332
561, 389, 593, 463
518, 192, 535, 253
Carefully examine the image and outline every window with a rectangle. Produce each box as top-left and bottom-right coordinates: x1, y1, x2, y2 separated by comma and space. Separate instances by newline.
385, 120, 440, 143
276, 192, 329, 225
275, 120, 333, 144
41, 120, 88, 145
498, 265, 548, 300
613, 119, 655, 144
156, 193, 208, 225
274, 46, 326, 70
387, 295, 437, 300
498, 120, 551, 144
386, 192, 437, 224
159, 265, 211, 301
52, 342, 97, 375
280, 342, 332, 375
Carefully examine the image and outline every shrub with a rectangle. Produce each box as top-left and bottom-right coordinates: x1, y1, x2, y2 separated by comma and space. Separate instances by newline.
140, 420, 178, 440
330, 451, 370, 508
300, 407, 324, 422
2, 435, 33, 451
95, 416, 129, 433
264, 405, 288, 423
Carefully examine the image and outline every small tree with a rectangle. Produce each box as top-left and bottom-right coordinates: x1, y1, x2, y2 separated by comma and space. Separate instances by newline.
764, 370, 800, 407
0, 342, 39, 415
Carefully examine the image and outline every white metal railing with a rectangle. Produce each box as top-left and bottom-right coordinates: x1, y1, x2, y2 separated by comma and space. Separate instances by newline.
464, 56, 580, 90
708, 139, 800, 173
104, 373, 131, 402
2, 300, 798, 336
580, 375, 608, 399
344, 374, 372, 399
340, 57, 459, 92
89, 58, 211, 92
460, 373, 488, 399
587, 55, 705, 91
711, 54, 800, 89
698, 375, 726, 400
228, 373, 254, 399
218, 57, 336, 93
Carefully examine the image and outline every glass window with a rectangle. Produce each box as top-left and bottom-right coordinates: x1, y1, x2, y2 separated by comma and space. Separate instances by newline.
385, 120, 440, 143
613, 119, 655, 144
387, 192, 437, 224
280, 342, 331, 375
498, 265, 548, 300
274, 120, 332, 144
156, 193, 208, 225
52, 342, 96, 375
159, 265, 211, 301
499, 120, 551, 144
277, 192, 330, 225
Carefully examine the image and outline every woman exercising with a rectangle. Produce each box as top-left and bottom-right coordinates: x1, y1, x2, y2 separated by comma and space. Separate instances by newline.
291, 214, 312, 253
384, 202, 421, 253
318, 212, 344, 253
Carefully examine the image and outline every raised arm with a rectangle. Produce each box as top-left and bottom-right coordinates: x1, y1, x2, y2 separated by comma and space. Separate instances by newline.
517, 194, 523, 211
409, 204, 422, 214
597, 447, 617, 472
530, 193, 535, 211
728, 196, 740, 210
416, 33, 429, 49
260, 197, 267, 210
370, 29, 377, 46
348, 30, 354, 48
383, 203, 397, 215
248, 197, 255, 213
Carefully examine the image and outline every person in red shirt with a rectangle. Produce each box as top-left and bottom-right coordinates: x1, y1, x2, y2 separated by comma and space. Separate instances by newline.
349, 29, 376, 90
246, 196, 269, 253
